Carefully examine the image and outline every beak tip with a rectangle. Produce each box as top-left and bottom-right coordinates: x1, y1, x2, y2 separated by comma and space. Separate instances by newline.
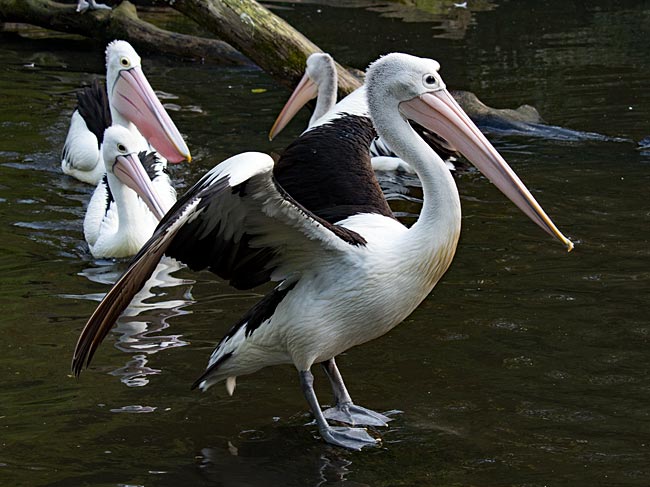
566, 239, 575, 253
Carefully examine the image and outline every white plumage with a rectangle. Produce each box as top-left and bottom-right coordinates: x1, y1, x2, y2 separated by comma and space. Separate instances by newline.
84, 125, 175, 259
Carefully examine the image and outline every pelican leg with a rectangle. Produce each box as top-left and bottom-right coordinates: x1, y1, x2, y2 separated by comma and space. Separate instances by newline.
299, 369, 378, 451
321, 358, 392, 427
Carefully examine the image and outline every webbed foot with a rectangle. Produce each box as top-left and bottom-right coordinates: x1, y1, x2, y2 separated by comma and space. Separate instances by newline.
320, 425, 379, 451
323, 402, 392, 427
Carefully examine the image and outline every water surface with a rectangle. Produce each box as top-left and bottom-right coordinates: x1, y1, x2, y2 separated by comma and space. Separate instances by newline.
1, 1, 649, 485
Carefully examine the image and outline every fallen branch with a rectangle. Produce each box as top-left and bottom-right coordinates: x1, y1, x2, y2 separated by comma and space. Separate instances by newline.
0, 0, 252, 65
172, 0, 363, 95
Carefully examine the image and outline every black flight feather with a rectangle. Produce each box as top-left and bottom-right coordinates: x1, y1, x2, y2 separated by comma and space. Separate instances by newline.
76, 79, 112, 147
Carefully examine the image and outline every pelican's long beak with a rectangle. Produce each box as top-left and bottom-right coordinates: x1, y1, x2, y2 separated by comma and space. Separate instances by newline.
111, 66, 191, 163
113, 153, 167, 221
400, 89, 573, 251
269, 72, 319, 140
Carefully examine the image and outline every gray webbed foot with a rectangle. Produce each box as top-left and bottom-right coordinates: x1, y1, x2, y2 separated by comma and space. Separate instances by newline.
323, 402, 392, 427
320, 425, 379, 451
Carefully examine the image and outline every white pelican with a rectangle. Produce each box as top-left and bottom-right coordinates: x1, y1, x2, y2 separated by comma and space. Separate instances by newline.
76, 0, 111, 13
83, 125, 172, 259
269, 52, 457, 172
73, 53, 573, 450
61, 40, 191, 185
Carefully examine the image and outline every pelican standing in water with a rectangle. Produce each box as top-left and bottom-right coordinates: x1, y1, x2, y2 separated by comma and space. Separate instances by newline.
73, 53, 573, 450
61, 40, 191, 184
269, 52, 457, 172
76, 0, 111, 13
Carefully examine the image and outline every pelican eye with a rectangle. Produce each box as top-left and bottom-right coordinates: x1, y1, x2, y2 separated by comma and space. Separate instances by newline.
117, 143, 127, 152
423, 74, 437, 86
120, 57, 130, 67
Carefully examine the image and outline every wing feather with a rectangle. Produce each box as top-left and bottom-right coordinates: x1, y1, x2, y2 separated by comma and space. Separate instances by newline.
72, 151, 366, 374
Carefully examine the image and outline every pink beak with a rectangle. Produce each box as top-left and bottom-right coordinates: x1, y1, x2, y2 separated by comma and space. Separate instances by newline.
113, 153, 167, 221
111, 66, 191, 164
400, 88, 573, 251
268, 72, 319, 140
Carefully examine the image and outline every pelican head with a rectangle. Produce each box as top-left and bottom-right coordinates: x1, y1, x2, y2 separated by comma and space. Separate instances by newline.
102, 125, 167, 220
269, 52, 337, 140
105, 40, 191, 164
366, 53, 573, 251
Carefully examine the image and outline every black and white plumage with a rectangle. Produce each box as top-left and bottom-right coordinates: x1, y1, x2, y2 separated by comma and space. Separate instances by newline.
73, 53, 573, 450
269, 52, 457, 173
61, 40, 191, 185
61, 79, 112, 184
84, 125, 175, 259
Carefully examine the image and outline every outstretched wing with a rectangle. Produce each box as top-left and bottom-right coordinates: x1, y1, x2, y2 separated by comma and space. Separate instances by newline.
72, 151, 367, 375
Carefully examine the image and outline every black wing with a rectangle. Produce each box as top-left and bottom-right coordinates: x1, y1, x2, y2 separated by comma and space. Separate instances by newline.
274, 114, 395, 223
76, 79, 112, 146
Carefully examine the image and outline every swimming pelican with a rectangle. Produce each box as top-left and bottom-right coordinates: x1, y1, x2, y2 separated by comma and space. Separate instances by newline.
72, 53, 573, 450
61, 40, 191, 185
269, 52, 457, 172
83, 125, 172, 259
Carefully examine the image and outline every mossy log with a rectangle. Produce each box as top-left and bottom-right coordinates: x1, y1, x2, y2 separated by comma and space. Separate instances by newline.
0, 0, 251, 65
171, 0, 363, 95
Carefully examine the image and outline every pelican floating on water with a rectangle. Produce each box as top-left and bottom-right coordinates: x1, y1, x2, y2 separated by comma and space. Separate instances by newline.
84, 125, 173, 259
269, 52, 457, 172
73, 53, 573, 450
61, 40, 190, 185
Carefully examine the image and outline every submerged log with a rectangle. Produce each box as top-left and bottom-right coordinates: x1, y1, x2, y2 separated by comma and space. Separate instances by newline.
0, 0, 251, 65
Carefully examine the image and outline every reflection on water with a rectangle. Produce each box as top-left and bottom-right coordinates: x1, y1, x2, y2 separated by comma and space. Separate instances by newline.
369, 0, 498, 40
197, 441, 360, 487
63, 258, 195, 386
267, 0, 498, 40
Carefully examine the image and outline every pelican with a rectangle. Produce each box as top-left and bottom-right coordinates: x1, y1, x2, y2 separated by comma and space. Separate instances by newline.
83, 125, 172, 259
61, 40, 191, 185
269, 52, 457, 172
76, 0, 111, 13
72, 53, 573, 450
272, 53, 338, 131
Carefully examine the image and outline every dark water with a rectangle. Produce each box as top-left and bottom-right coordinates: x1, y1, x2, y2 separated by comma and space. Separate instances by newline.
2, 1, 650, 485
